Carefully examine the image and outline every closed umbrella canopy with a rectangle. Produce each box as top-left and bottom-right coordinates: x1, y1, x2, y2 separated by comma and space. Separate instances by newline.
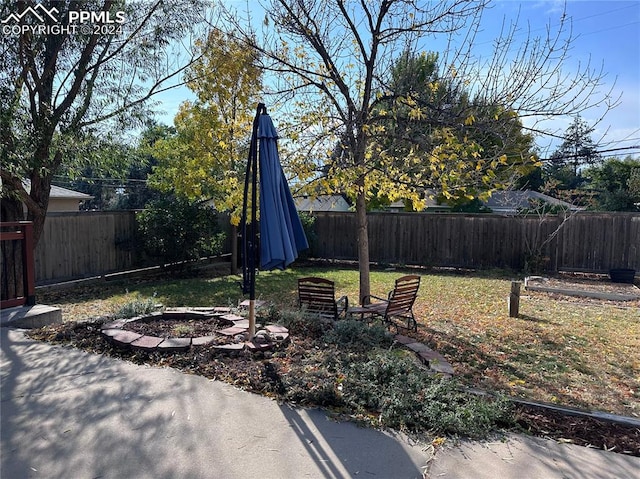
257, 113, 309, 270
241, 103, 308, 337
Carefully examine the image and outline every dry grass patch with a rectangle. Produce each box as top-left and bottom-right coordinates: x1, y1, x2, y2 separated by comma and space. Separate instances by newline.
412, 274, 639, 417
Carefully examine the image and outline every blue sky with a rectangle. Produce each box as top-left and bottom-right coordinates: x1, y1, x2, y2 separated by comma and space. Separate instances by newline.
480, 0, 640, 158
154, 0, 640, 159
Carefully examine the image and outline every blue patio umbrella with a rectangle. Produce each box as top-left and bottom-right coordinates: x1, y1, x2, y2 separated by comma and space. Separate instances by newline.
241, 103, 308, 337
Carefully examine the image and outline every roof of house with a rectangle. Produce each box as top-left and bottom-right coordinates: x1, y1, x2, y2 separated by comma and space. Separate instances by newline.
49, 184, 94, 200
23, 180, 93, 200
389, 195, 450, 211
483, 190, 578, 212
295, 195, 350, 212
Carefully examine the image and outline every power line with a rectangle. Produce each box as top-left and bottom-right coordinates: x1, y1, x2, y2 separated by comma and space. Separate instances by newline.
53, 175, 149, 184
539, 145, 640, 162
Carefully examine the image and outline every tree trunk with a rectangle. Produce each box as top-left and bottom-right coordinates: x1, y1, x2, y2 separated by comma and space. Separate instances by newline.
25, 173, 52, 247
230, 223, 238, 275
355, 188, 370, 304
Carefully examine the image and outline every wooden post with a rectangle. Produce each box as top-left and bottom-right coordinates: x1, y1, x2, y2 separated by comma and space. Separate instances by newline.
509, 281, 521, 318
22, 222, 36, 306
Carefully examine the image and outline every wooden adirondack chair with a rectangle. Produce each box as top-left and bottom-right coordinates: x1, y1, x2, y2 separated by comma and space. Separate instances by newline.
297, 277, 348, 321
358, 275, 421, 331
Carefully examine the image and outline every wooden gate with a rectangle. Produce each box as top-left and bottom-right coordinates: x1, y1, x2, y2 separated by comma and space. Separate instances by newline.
1, 222, 36, 309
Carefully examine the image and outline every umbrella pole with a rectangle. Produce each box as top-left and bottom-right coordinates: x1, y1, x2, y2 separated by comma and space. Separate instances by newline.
248, 299, 256, 339
247, 103, 264, 340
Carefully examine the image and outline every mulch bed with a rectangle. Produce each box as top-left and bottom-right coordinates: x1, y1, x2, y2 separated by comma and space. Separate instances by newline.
27, 320, 640, 457
514, 404, 639, 456
121, 316, 233, 340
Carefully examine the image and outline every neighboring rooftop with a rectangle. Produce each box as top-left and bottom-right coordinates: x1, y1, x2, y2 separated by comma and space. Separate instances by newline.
22, 179, 93, 212
484, 190, 581, 214
295, 194, 350, 212
22, 180, 94, 200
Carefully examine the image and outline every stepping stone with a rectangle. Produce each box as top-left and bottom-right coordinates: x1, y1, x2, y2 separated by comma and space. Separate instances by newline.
102, 329, 142, 345
217, 326, 247, 336
183, 311, 215, 320
394, 334, 415, 345
158, 338, 191, 352
231, 320, 261, 329
418, 350, 443, 364
212, 343, 245, 352
131, 335, 164, 350
429, 359, 455, 375
221, 314, 244, 322
265, 325, 289, 334
238, 300, 267, 308
405, 342, 433, 354
245, 341, 272, 352
191, 336, 218, 346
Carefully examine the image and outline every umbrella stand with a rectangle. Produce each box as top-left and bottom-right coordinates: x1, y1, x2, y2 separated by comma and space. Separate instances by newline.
241, 103, 265, 340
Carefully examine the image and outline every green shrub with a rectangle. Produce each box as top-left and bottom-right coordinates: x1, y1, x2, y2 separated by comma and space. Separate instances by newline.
322, 320, 393, 350
298, 212, 317, 257
137, 196, 226, 265
275, 308, 331, 339
341, 351, 512, 438
114, 294, 160, 319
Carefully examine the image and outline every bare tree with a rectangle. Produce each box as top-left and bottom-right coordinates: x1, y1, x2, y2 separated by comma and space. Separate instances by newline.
1, 0, 209, 245
225, 0, 616, 302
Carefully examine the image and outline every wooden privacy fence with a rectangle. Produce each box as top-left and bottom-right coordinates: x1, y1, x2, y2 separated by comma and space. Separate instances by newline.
23, 210, 639, 285
310, 212, 640, 273
35, 211, 138, 284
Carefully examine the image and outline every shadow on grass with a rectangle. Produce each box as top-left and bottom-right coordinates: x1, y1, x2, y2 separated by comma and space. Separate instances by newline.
516, 314, 557, 325
417, 321, 598, 411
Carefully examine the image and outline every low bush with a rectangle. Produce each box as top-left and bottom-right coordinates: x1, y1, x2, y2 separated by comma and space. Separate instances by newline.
114, 294, 160, 319
341, 351, 513, 438
322, 320, 393, 351
274, 308, 332, 339
137, 196, 226, 265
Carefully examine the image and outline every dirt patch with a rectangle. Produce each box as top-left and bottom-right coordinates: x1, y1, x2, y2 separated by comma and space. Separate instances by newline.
524, 274, 640, 306
122, 316, 233, 339
515, 404, 640, 455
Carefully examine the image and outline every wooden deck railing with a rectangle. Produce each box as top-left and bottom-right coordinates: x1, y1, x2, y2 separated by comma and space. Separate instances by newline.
1, 221, 36, 309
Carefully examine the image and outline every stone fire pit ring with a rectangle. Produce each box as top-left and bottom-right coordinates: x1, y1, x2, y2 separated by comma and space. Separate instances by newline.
101, 307, 289, 353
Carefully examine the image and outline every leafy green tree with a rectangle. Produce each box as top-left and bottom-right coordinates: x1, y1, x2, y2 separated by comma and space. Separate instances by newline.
137, 196, 226, 265
227, 0, 615, 302
584, 157, 640, 211
52, 131, 147, 210
1, 0, 207, 244
148, 28, 262, 272
108, 124, 173, 210
375, 50, 539, 208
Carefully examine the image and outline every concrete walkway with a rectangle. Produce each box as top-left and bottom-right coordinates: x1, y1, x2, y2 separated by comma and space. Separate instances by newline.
2, 328, 638, 479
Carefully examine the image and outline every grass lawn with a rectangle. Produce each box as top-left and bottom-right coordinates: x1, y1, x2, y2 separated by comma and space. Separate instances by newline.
39, 266, 640, 418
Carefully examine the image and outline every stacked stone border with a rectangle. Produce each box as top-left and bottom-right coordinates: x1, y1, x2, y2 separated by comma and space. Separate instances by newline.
101, 307, 290, 353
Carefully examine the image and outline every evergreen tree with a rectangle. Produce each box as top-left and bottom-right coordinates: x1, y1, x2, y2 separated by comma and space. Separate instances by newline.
545, 115, 600, 191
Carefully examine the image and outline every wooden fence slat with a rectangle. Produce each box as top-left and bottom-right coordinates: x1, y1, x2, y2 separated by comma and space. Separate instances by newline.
310, 211, 639, 273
